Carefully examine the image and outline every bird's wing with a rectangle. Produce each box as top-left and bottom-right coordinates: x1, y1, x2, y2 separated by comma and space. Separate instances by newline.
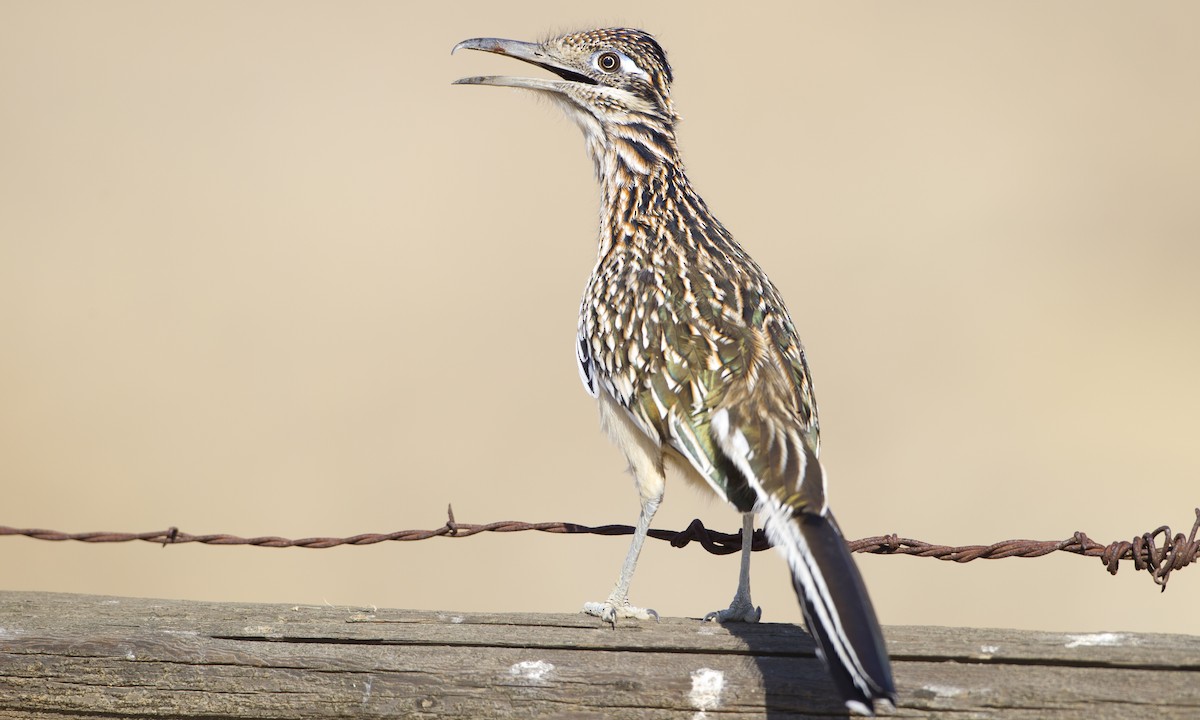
576, 332, 598, 398
662, 259, 826, 515
712, 260, 827, 513
577, 245, 822, 514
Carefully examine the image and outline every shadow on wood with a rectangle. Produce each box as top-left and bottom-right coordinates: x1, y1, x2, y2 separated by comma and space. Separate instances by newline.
0, 592, 1197, 718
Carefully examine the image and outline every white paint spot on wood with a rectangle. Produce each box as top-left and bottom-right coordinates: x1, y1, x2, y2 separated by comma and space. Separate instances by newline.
689, 668, 724, 719
360, 676, 373, 706
510, 660, 554, 683
923, 684, 963, 698
124, 650, 136, 660
1065, 632, 1127, 648
160, 629, 199, 636
450, 616, 465, 624
980, 645, 999, 654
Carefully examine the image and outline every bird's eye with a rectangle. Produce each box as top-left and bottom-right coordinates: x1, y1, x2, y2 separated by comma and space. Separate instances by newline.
597, 52, 621, 73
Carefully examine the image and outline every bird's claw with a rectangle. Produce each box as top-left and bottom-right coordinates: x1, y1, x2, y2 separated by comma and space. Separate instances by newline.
583, 599, 659, 627
703, 600, 762, 624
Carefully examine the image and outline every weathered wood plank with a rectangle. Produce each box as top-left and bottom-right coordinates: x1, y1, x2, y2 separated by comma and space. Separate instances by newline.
0, 592, 1197, 718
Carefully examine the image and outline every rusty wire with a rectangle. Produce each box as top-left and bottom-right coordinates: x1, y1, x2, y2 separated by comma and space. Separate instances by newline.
2, 506, 1197, 592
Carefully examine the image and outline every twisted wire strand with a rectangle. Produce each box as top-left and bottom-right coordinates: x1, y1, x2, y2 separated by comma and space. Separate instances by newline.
3, 506, 1196, 591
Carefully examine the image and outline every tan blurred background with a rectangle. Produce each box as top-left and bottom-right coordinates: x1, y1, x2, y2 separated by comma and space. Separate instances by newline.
2, 1, 1197, 637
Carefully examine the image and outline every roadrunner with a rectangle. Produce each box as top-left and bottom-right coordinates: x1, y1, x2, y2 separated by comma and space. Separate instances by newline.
454, 28, 897, 715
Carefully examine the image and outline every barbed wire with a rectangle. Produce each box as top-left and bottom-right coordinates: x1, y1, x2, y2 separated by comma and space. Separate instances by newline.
3, 506, 1197, 592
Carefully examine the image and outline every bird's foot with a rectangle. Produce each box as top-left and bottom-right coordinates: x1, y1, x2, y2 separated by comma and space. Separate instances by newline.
703, 595, 761, 624
583, 598, 659, 627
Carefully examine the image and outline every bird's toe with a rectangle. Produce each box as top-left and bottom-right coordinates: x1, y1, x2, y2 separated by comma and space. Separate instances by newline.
583, 599, 658, 625
704, 600, 762, 624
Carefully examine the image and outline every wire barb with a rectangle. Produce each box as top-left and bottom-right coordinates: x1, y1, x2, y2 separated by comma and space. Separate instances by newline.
2, 507, 1196, 591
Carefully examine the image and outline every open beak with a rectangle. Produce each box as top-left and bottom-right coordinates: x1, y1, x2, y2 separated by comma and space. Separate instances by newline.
451, 37, 595, 92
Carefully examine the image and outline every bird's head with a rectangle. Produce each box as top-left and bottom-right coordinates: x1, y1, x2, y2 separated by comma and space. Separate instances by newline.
453, 28, 679, 176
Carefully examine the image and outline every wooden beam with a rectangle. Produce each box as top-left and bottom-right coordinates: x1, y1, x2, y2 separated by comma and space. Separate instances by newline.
0, 591, 1197, 718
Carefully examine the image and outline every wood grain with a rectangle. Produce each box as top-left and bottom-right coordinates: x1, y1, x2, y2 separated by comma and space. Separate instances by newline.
1, 592, 1196, 718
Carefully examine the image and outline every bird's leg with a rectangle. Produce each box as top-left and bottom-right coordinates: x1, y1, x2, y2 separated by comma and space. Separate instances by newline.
585, 389, 665, 625
704, 512, 762, 623
583, 492, 661, 626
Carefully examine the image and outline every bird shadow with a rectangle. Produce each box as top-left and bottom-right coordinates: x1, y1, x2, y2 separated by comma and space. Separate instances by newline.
721, 620, 852, 719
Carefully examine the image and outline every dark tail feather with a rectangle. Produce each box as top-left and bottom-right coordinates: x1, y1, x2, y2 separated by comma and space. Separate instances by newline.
774, 509, 897, 715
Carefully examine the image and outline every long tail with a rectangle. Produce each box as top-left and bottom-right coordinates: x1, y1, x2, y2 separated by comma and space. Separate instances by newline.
709, 406, 896, 714
768, 506, 897, 715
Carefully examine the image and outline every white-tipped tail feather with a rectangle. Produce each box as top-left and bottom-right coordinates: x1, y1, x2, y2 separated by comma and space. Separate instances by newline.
710, 408, 896, 715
